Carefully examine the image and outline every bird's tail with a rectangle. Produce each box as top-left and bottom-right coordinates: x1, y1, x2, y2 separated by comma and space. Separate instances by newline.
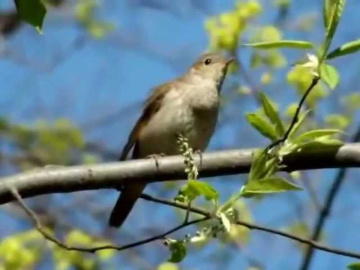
108, 183, 146, 228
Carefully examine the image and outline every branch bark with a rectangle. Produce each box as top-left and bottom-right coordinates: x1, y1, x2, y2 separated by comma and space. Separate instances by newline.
0, 143, 360, 205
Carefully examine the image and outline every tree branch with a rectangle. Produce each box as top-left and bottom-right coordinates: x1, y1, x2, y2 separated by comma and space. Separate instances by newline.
139, 193, 360, 260
10, 183, 360, 260
268, 76, 320, 149
9, 186, 208, 253
1, 143, 360, 205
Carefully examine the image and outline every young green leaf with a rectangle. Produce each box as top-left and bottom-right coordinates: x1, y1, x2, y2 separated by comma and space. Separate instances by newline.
243, 40, 313, 50
294, 140, 343, 154
320, 63, 339, 90
15, 0, 46, 33
288, 110, 311, 139
321, 0, 346, 62
246, 113, 278, 141
259, 92, 285, 136
248, 150, 279, 182
348, 263, 360, 270
323, 0, 337, 29
180, 180, 218, 202
242, 177, 302, 196
294, 129, 342, 143
248, 150, 268, 183
327, 39, 360, 59
168, 241, 187, 263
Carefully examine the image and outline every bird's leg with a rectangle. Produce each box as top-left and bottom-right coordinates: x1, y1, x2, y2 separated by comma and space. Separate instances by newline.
146, 153, 165, 170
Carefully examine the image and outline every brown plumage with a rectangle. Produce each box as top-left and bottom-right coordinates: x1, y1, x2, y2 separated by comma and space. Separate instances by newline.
108, 83, 172, 227
108, 52, 233, 228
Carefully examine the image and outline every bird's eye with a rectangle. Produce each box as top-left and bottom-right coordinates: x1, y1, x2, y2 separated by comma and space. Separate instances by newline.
204, 58, 212, 65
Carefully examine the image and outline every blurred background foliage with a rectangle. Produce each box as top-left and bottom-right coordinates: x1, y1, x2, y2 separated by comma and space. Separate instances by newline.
1, 0, 360, 269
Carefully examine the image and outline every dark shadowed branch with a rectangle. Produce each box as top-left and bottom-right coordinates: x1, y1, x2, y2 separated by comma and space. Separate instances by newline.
9, 184, 360, 259
9, 186, 208, 253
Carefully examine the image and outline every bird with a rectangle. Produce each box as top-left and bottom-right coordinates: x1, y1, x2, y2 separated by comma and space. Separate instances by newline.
108, 52, 233, 228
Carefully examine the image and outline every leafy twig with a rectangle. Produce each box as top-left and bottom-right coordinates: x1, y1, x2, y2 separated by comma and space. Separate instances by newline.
299, 126, 360, 270
139, 193, 360, 260
9, 186, 207, 253
267, 75, 320, 150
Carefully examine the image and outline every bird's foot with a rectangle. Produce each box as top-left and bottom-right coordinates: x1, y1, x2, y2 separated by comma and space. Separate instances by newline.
146, 153, 165, 170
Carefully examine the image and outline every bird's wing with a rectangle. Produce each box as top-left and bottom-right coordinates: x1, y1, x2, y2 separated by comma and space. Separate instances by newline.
119, 82, 173, 160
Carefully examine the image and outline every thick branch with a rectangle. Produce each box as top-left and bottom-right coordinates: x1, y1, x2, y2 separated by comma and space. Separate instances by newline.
1, 143, 360, 205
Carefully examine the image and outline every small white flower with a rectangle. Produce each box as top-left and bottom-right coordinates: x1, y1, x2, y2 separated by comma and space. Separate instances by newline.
299, 53, 319, 76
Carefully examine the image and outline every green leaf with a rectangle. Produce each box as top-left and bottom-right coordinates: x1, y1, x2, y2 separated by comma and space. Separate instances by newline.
320, 64, 339, 89
243, 40, 313, 49
242, 177, 302, 195
168, 242, 186, 263
180, 180, 218, 201
294, 129, 342, 143
323, 0, 337, 29
288, 110, 311, 139
248, 150, 268, 183
348, 263, 360, 270
259, 92, 285, 136
294, 140, 343, 154
246, 113, 278, 141
158, 262, 179, 270
327, 39, 360, 59
15, 0, 46, 33
321, 0, 346, 61
248, 150, 280, 183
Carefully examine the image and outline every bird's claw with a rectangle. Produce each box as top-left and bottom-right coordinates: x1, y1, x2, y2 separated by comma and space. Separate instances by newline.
146, 154, 165, 170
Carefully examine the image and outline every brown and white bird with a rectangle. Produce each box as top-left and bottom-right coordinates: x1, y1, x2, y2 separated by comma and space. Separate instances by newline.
108, 52, 233, 228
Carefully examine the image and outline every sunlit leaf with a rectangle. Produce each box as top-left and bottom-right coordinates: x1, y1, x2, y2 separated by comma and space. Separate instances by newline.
294, 129, 342, 143
246, 113, 278, 141
244, 40, 313, 49
327, 39, 360, 59
320, 63, 339, 89
294, 140, 343, 154
325, 114, 350, 130
242, 177, 302, 195
323, 0, 337, 29
158, 262, 179, 270
259, 92, 285, 136
321, 0, 346, 61
249, 150, 268, 181
180, 180, 218, 201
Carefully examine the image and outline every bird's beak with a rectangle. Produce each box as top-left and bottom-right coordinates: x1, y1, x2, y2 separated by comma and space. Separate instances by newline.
226, 57, 235, 66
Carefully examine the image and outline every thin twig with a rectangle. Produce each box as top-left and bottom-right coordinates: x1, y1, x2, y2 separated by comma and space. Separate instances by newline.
9, 186, 208, 253
268, 76, 320, 150
299, 126, 360, 270
139, 193, 360, 260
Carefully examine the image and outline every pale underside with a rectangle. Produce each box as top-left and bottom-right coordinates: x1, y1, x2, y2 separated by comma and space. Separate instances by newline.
136, 82, 220, 158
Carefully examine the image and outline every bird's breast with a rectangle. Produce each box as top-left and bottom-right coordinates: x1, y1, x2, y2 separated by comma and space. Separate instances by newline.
137, 87, 219, 158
